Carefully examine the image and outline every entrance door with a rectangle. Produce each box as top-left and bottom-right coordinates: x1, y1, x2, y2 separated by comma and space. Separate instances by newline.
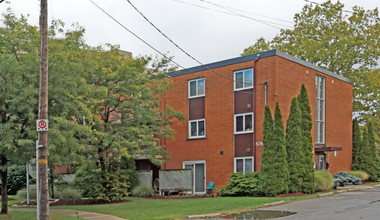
184, 161, 205, 193
316, 154, 325, 171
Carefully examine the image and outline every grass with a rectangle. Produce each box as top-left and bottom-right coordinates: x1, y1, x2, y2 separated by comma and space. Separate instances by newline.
0, 211, 84, 220
53, 194, 320, 220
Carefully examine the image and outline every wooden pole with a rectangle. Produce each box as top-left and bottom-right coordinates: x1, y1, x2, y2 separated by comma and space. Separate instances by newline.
38, 0, 49, 219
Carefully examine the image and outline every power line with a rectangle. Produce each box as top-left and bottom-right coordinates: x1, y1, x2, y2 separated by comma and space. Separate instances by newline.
199, 0, 293, 24
89, 0, 243, 92
304, 0, 380, 21
89, 0, 183, 69
126, 0, 241, 84
170, 0, 292, 29
89, 0, 268, 95
198, 0, 293, 28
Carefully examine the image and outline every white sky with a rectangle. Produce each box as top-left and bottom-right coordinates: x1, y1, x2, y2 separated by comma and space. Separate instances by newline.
1, 0, 379, 69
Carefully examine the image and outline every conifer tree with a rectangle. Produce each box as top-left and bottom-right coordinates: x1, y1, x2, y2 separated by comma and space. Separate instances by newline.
273, 103, 290, 194
366, 122, 378, 180
297, 84, 316, 193
352, 119, 361, 169
286, 97, 304, 192
259, 105, 274, 196
260, 104, 289, 196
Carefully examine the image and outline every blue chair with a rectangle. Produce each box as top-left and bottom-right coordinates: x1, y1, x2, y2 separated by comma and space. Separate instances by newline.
205, 181, 214, 195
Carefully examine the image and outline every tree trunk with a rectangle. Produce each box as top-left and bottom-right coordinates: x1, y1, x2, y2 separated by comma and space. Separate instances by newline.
0, 154, 8, 215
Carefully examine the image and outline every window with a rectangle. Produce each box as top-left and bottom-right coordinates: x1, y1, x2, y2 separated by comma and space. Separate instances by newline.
188, 78, 205, 98
234, 113, 253, 134
234, 69, 253, 90
234, 157, 254, 173
189, 119, 205, 138
316, 75, 325, 144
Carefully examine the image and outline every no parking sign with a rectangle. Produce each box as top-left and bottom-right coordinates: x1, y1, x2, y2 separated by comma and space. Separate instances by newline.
36, 119, 49, 131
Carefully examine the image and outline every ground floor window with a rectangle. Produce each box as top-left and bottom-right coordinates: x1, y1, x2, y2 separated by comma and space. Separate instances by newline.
234, 157, 254, 173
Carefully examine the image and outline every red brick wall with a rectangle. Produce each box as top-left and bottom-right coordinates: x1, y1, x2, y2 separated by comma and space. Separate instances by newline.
254, 56, 352, 173
163, 55, 352, 189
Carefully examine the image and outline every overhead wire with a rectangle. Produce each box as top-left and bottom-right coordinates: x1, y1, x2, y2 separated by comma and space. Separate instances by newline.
304, 0, 380, 21
171, 0, 291, 29
198, 0, 293, 28
198, 0, 293, 24
89, 0, 274, 95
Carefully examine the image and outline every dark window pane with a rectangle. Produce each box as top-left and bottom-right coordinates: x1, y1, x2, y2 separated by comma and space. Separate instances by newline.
245, 114, 253, 131
236, 159, 243, 172
236, 116, 243, 132
244, 70, 253, 88
190, 81, 197, 97
198, 120, 205, 136
245, 159, 253, 172
235, 72, 243, 89
191, 121, 197, 137
197, 79, 205, 96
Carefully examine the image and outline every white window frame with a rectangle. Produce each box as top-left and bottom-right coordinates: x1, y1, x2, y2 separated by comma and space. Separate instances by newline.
234, 113, 254, 134
234, 68, 254, 91
234, 157, 254, 174
315, 75, 325, 144
188, 78, 205, 99
188, 119, 206, 139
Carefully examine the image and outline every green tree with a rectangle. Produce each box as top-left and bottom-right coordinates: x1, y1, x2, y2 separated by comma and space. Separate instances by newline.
242, 1, 380, 142
259, 105, 274, 196
286, 97, 304, 192
260, 104, 289, 196
0, 11, 39, 214
352, 119, 361, 168
366, 122, 378, 180
298, 85, 316, 194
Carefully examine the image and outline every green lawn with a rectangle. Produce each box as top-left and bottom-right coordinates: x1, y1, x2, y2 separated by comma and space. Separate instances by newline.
53, 194, 320, 220
0, 211, 83, 220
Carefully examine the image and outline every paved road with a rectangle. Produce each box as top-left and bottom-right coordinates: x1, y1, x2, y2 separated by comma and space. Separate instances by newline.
258, 187, 380, 220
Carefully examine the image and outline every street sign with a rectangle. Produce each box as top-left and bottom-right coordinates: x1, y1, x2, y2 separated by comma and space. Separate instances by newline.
36, 119, 48, 131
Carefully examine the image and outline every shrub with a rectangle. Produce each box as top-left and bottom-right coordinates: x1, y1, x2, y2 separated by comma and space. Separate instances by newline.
221, 172, 260, 196
16, 188, 37, 201
74, 157, 137, 202
333, 172, 362, 188
314, 171, 333, 191
131, 185, 154, 197
347, 171, 369, 181
1, 166, 27, 195
56, 187, 82, 200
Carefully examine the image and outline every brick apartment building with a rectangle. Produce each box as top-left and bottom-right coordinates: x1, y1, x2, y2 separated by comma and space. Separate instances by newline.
156, 49, 353, 193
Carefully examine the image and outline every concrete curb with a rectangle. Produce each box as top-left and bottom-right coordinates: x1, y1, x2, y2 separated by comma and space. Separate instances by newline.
336, 190, 347, 193
374, 184, 380, 187
347, 188, 358, 192
318, 192, 333, 197
261, 200, 285, 207
187, 213, 221, 219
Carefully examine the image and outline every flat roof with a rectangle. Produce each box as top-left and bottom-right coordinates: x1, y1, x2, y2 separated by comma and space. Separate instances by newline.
170, 49, 353, 84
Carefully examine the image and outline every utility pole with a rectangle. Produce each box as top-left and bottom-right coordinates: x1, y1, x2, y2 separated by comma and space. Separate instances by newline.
38, 0, 49, 219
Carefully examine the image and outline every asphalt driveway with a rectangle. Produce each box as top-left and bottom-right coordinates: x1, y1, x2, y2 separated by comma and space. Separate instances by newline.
258, 186, 380, 220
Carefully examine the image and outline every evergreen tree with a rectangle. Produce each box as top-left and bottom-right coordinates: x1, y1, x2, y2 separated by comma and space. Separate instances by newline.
260, 104, 289, 196
297, 84, 316, 194
366, 122, 378, 180
352, 119, 361, 169
273, 103, 289, 194
286, 97, 304, 192
259, 106, 274, 196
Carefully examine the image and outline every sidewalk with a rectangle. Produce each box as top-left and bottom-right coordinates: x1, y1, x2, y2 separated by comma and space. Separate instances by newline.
10, 208, 126, 220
